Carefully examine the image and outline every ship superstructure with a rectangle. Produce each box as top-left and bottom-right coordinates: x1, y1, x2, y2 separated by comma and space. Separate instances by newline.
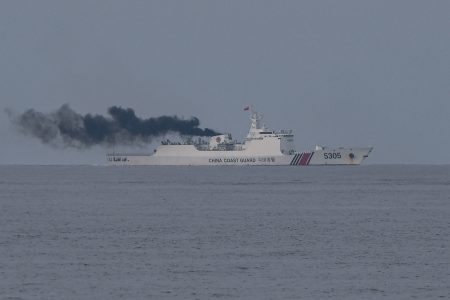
107, 108, 372, 166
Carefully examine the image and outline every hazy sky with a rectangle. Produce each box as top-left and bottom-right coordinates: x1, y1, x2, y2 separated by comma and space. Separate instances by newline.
1, 1, 449, 164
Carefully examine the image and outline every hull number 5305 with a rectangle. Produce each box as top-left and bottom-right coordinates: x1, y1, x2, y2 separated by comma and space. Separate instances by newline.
324, 152, 341, 159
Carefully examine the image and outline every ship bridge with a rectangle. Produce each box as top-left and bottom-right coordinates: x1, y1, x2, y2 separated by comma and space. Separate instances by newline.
195, 107, 296, 155
242, 108, 295, 155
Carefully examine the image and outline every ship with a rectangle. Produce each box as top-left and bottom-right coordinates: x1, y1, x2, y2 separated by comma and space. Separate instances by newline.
107, 108, 373, 166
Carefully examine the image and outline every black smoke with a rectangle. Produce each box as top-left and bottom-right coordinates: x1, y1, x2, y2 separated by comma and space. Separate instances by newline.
6, 104, 220, 148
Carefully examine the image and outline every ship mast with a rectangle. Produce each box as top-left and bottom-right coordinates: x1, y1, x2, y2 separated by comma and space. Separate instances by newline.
246, 106, 267, 139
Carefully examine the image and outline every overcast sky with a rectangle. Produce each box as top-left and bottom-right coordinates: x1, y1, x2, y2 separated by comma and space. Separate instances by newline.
1, 1, 449, 164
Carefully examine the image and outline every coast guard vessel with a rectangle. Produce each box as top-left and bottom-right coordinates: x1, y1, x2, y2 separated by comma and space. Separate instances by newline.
107, 108, 372, 166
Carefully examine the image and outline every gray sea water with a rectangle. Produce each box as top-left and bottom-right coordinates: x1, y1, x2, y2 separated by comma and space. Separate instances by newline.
0, 165, 449, 299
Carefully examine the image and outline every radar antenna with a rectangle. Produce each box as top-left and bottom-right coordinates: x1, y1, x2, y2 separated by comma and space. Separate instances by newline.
244, 105, 267, 138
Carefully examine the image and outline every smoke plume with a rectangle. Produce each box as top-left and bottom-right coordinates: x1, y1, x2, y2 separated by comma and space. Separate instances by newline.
6, 105, 220, 148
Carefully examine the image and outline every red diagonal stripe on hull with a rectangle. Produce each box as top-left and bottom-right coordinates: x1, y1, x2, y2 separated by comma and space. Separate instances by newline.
299, 153, 311, 165
306, 152, 314, 165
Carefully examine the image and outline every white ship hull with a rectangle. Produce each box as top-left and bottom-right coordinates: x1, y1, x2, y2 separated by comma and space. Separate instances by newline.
107, 145, 372, 166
